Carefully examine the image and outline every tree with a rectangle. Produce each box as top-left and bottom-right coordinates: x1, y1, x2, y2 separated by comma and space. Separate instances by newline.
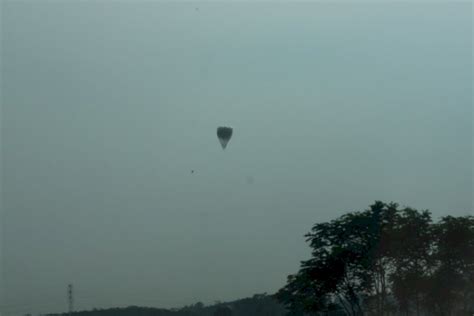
277, 201, 399, 315
425, 216, 474, 315
276, 201, 474, 316
389, 208, 434, 316
213, 306, 233, 316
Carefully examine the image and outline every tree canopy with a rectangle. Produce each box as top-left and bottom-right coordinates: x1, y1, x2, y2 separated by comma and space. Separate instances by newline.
276, 201, 474, 316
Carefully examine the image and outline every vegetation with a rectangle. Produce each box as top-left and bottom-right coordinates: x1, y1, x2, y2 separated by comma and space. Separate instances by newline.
276, 201, 474, 316
42, 201, 473, 316
43, 293, 286, 316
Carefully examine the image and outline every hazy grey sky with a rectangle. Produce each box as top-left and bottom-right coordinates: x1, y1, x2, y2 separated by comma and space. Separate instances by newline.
1, 1, 472, 315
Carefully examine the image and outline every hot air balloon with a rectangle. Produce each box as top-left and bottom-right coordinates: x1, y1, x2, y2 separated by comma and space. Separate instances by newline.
217, 126, 233, 149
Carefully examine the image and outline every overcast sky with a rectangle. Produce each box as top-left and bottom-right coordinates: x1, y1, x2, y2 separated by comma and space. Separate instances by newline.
1, 1, 472, 315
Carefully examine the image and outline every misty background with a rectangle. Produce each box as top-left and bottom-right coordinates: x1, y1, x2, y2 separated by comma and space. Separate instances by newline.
1, 2, 472, 316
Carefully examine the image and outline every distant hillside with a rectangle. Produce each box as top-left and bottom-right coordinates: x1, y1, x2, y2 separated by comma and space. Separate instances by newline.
44, 293, 287, 316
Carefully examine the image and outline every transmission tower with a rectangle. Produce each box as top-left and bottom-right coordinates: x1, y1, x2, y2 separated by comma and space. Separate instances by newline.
67, 283, 74, 316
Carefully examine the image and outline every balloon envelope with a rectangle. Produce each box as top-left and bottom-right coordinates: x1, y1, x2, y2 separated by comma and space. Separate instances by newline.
217, 126, 233, 149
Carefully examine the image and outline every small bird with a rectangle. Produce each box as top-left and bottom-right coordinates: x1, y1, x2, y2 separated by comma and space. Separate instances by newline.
191, 170, 195, 174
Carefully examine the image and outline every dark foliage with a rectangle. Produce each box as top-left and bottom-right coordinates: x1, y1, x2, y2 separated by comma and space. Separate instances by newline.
43, 294, 286, 316
276, 201, 474, 316
40, 201, 473, 316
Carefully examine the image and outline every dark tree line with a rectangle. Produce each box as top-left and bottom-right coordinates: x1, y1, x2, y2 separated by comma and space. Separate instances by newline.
40, 201, 473, 316
275, 201, 474, 316
43, 293, 286, 316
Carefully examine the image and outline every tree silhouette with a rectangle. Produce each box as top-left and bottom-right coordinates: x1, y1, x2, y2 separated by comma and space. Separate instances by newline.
389, 208, 433, 316
276, 201, 474, 316
425, 216, 474, 315
213, 306, 233, 316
